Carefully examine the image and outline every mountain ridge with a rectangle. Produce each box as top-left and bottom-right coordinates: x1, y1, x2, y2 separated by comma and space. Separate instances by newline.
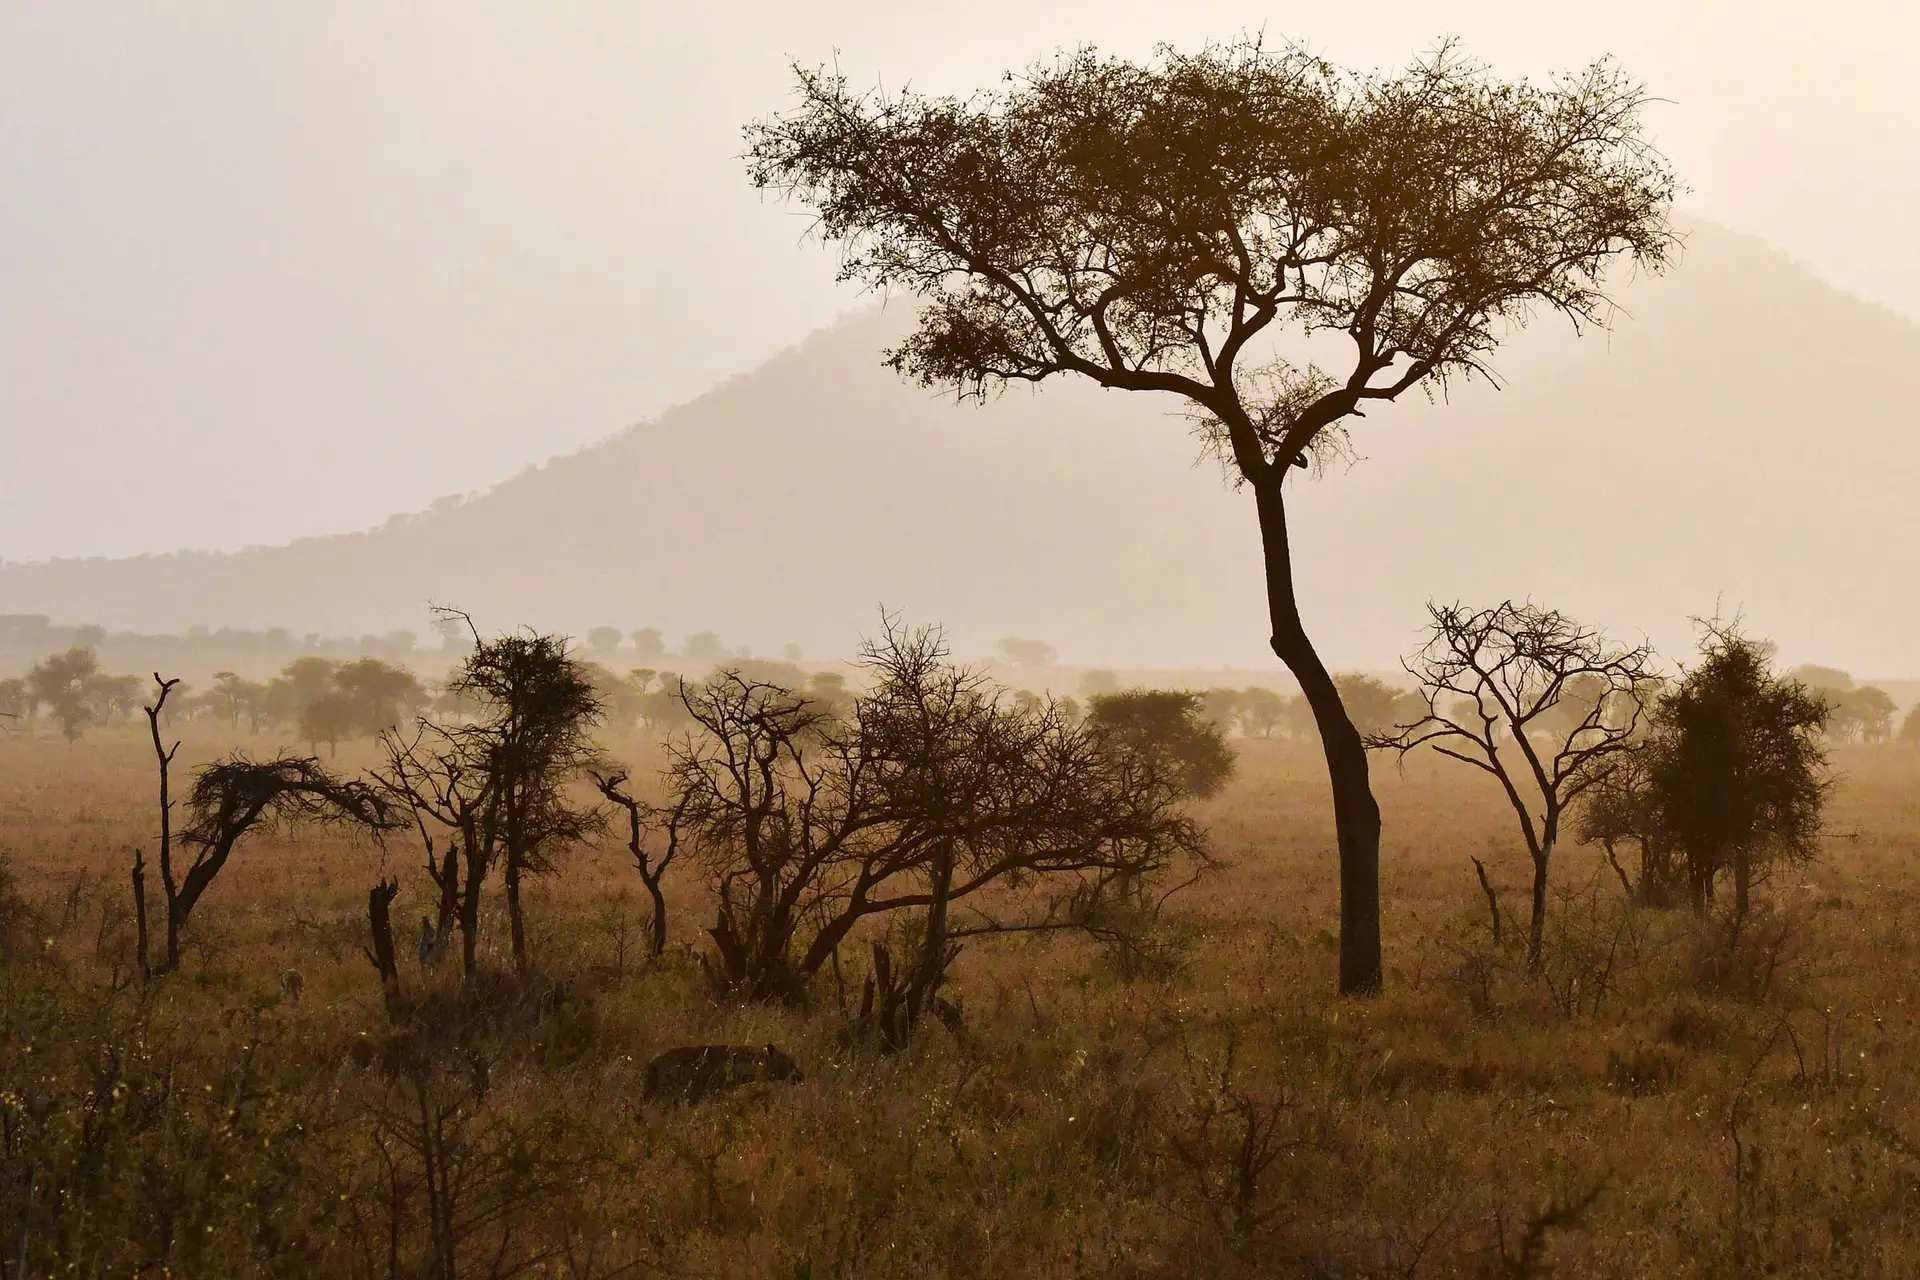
3, 220, 1915, 673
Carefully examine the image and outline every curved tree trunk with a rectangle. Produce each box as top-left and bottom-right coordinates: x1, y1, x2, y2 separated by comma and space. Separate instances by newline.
642, 870, 669, 960
366, 880, 403, 1019
1254, 478, 1383, 995
458, 837, 485, 978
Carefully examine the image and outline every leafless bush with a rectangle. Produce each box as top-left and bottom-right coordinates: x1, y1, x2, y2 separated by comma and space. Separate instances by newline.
1153, 1034, 1333, 1249
1535, 872, 1648, 1018
351, 1061, 609, 1280
664, 621, 1213, 1013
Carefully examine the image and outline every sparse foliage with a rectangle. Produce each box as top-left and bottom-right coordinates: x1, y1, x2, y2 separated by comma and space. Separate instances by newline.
664, 622, 1211, 1008
590, 771, 682, 960
1368, 601, 1660, 968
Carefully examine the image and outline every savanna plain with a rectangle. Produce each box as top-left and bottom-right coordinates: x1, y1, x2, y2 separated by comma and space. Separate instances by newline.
4, 721, 1917, 1278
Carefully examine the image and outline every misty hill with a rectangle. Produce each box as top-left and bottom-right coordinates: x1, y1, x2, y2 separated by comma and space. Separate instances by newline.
3, 220, 1916, 675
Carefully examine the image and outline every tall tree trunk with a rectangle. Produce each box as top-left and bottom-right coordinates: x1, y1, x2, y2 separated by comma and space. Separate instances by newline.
642, 868, 669, 960
366, 880, 403, 1019
1254, 478, 1383, 995
1471, 855, 1503, 945
433, 841, 459, 944
458, 839, 484, 978
1527, 841, 1553, 972
145, 691, 182, 975
914, 840, 956, 1015
505, 854, 529, 974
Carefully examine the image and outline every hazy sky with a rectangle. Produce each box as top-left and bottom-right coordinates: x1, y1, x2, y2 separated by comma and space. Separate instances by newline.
2, 1, 1916, 562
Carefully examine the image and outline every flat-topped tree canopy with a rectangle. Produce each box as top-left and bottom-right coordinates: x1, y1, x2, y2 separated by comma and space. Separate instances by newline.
747, 39, 1676, 477
747, 37, 1676, 995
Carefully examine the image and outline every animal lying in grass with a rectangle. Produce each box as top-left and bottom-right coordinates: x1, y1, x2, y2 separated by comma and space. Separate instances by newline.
642, 1043, 804, 1105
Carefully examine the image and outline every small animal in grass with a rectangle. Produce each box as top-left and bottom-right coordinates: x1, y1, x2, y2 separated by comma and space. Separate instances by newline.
417, 916, 438, 969
642, 1043, 804, 1105
279, 968, 304, 1004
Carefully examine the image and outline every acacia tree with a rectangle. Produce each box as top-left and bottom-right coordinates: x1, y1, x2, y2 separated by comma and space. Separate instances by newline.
1086, 689, 1235, 801
380, 617, 604, 976
161, 755, 393, 973
747, 41, 1676, 992
1644, 624, 1830, 924
450, 628, 604, 973
1368, 601, 1660, 968
1826, 685, 1897, 744
26, 645, 103, 742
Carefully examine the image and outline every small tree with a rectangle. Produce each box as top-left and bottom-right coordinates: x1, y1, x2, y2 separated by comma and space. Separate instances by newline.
1086, 690, 1235, 801
589, 772, 682, 961
682, 632, 726, 666
382, 614, 605, 977
135, 674, 183, 978
378, 723, 495, 978
1643, 624, 1830, 924
160, 754, 393, 972
448, 626, 604, 973
997, 637, 1057, 671
1368, 601, 1660, 968
210, 671, 261, 729
87, 673, 143, 727
333, 657, 427, 736
1235, 687, 1290, 739
666, 624, 1210, 1009
1197, 688, 1242, 734
299, 693, 356, 756
26, 645, 102, 741
1827, 686, 1897, 744
1332, 673, 1425, 739
1901, 704, 1920, 747
747, 41, 1675, 992
1571, 745, 1677, 906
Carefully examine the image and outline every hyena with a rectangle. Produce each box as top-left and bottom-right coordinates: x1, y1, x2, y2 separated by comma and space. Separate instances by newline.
642, 1043, 803, 1105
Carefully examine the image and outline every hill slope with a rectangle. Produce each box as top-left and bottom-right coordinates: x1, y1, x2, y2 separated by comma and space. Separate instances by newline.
3, 221, 1915, 673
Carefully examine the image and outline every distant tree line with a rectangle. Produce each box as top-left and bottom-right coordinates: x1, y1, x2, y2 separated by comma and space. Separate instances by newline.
0, 613, 820, 686
1183, 676, 1427, 743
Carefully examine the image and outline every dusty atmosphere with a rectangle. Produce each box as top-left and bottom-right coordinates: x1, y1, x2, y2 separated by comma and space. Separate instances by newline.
3, 4, 1917, 1277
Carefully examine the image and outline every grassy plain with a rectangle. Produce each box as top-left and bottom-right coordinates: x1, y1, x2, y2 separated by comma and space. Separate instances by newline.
2, 727, 1918, 1277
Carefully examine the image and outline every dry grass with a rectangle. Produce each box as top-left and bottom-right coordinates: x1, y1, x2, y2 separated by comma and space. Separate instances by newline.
3, 729, 1919, 1277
